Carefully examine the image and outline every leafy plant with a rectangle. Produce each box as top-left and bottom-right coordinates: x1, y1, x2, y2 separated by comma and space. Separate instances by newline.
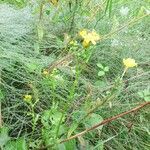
0, 0, 149, 150
138, 89, 150, 102
97, 63, 109, 77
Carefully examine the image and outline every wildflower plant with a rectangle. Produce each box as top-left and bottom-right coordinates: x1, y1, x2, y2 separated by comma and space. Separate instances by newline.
79, 29, 100, 48
23, 94, 32, 103
122, 58, 138, 78
0, 0, 149, 150
97, 63, 109, 77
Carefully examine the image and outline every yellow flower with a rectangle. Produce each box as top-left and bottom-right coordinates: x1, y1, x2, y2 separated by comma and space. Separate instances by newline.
43, 69, 49, 76
89, 30, 100, 45
23, 94, 32, 103
79, 29, 100, 47
82, 40, 90, 48
79, 29, 87, 38
123, 58, 137, 68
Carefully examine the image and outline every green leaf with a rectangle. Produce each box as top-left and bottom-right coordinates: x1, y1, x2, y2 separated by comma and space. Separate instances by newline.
67, 122, 78, 138
98, 71, 105, 76
105, 0, 113, 17
56, 125, 66, 136
143, 89, 150, 96
137, 6, 146, 17
57, 143, 66, 150
41, 110, 51, 128
50, 111, 64, 125
97, 63, 104, 69
26, 63, 38, 72
137, 91, 144, 98
108, 0, 113, 17
84, 113, 103, 130
144, 96, 150, 102
4, 137, 27, 150
0, 127, 10, 147
104, 66, 109, 72
64, 140, 76, 150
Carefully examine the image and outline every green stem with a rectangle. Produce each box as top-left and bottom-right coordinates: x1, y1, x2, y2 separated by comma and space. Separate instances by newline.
55, 113, 64, 139
0, 70, 2, 128
121, 67, 128, 79
80, 78, 122, 123
30, 104, 36, 137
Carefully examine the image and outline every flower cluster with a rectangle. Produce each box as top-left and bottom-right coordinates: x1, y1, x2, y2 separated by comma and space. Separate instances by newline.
79, 29, 100, 48
23, 94, 32, 103
121, 58, 137, 78
42, 69, 49, 76
123, 58, 137, 69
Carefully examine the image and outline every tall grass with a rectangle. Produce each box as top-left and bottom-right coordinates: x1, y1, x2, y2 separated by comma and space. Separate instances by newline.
0, 0, 150, 149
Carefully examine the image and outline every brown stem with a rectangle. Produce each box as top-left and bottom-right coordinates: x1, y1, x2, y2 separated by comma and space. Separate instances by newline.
38, 102, 149, 150
48, 53, 73, 72
60, 102, 149, 143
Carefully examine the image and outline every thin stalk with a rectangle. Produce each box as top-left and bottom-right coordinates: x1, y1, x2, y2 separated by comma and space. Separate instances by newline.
60, 102, 150, 143
38, 102, 150, 150
55, 113, 64, 139
69, 0, 79, 32
0, 102, 2, 128
0, 70, 2, 128
121, 67, 128, 79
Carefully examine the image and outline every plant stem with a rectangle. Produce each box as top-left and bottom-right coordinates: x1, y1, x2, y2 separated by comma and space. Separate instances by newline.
0, 70, 2, 128
55, 113, 64, 139
121, 67, 128, 79
38, 102, 149, 150
60, 102, 150, 143
0, 99, 1, 128
39, 0, 45, 21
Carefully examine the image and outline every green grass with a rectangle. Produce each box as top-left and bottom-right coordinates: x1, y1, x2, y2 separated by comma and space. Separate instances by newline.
0, 0, 150, 149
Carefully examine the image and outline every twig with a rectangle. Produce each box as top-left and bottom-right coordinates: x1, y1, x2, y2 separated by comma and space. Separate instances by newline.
48, 54, 73, 72
38, 102, 149, 150
60, 102, 149, 143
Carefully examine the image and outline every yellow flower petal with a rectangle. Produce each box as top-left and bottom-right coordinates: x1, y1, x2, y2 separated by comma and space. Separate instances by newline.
82, 40, 90, 48
23, 94, 32, 103
90, 40, 96, 45
123, 58, 137, 68
79, 29, 100, 46
90, 30, 100, 41
79, 29, 88, 38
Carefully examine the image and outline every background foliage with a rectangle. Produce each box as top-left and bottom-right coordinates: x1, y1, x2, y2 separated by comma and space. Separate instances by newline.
0, 0, 150, 149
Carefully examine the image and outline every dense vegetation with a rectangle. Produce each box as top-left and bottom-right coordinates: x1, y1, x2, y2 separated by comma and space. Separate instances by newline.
0, 0, 150, 149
